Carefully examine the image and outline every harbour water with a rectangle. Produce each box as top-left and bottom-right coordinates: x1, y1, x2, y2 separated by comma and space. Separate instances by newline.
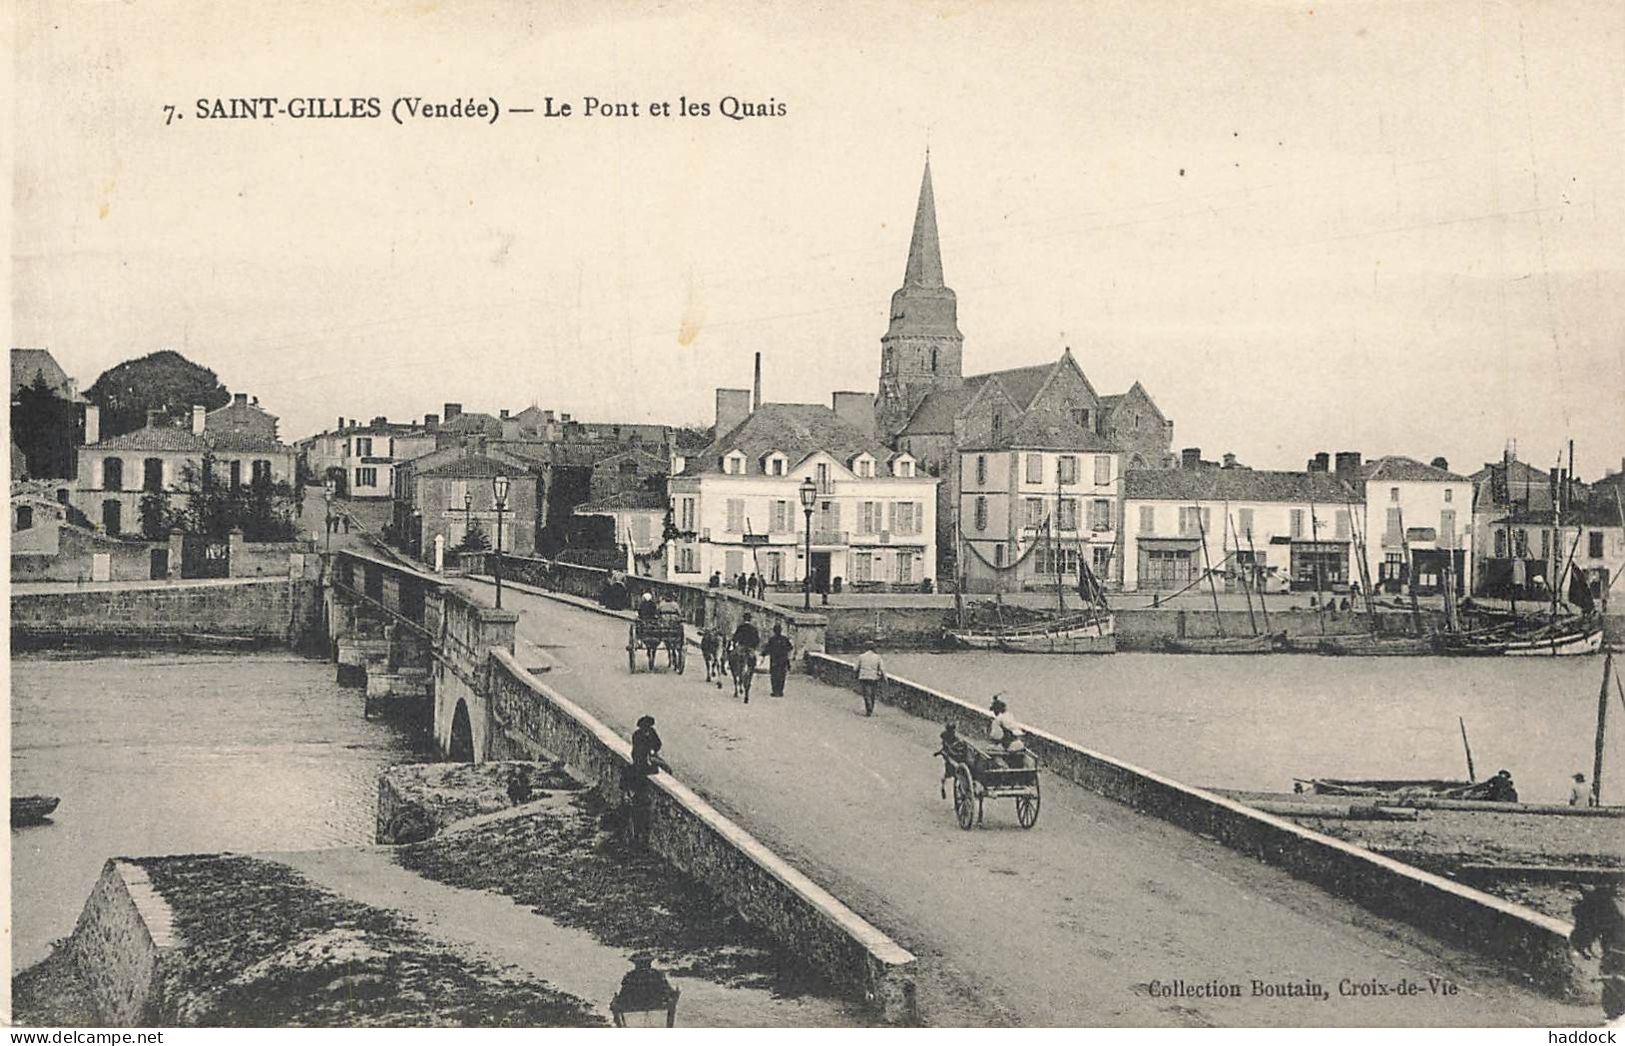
886, 652, 1624, 806
10, 652, 428, 970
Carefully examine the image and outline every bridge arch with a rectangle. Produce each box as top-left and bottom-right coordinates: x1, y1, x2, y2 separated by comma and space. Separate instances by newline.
448, 699, 476, 763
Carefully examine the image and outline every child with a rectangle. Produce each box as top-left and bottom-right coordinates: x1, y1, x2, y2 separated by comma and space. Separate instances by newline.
933, 722, 966, 799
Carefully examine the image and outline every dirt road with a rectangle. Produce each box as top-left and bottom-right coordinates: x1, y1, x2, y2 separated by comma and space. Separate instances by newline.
463, 580, 1592, 1027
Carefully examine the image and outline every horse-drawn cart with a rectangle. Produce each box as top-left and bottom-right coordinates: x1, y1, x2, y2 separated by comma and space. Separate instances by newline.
627, 618, 685, 673
944, 739, 1041, 830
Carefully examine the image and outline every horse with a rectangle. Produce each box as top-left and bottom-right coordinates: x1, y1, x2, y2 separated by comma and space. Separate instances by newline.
700, 629, 724, 685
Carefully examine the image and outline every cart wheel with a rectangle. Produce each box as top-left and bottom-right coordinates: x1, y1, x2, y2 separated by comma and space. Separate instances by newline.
1016, 794, 1040, 829
953, 769, 976, 831
627, 625, 638, 673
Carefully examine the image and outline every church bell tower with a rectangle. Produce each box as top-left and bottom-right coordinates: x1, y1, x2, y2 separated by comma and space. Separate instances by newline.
876, 157, 964, 440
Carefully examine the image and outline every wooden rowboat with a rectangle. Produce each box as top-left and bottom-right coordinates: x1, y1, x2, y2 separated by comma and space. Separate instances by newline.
12, 795, 60, 825
1162, 632, 1283, 655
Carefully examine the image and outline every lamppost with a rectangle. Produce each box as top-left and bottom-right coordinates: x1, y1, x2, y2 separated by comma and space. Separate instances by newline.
799, 476, 817, 611
492, 473, 509, 609
323, 478, 335, 554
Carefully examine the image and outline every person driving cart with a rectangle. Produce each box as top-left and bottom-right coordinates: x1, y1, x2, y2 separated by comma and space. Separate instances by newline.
988, 697, 1027, 767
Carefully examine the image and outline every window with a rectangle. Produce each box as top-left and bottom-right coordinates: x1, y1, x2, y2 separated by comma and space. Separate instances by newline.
1093, 546, 1113, 574
896, 551, 914, 583
852, 552, 872, 582
1494, 528, 1507, 558
679, 497, 696, 531
765, 551, 784, 582
1238, 508, 1254, 539
229, 460, 242, 489
355, 467, 378, 488
1057, 456, 1077, 484
723, 452, 744, 475
103, 499, 122, 535
771, 499, 792, 533
1178, 506, 1210, 536
859, 501, 879, 535
990, 413, 1002, 442
1514, 529, 1529, 558
1139, 505, 1156, 535
930, 348, 939, 373
893, 501, 919, 535
764, 454, 787, 476
726, 498, 745, 533
1025, 454, 1043, 483
852, 457, 872, 478
1089, 499, 1112, 532
894, 458, 914, 478
1380, 551, 1405, 582
16, 505, 33, 530
975, 455, 987, 485
1389, 487, 1400, 502
1439, 510, 1455, 548
103, 457, 124, 491
816, 463, 832, 493
974, 496, 988, 531
355, 437, 373, 457
1094, 455, 1112, 485
994, 542, 1005, 567
1057, 497, 1078, 531
1590, 531, 1605, 559
676, 546, 698, 573
1444, 488, 1453, 503
1072, 408, 1091, 432
253, 459, 272, 485
1025, 497, 1044, 527
1290, 509, 1305, 539
1335, 509, 1351, 540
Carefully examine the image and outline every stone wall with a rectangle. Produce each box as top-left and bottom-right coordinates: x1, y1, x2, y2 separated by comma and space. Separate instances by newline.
10, 577, 323, 649
483, 650, 917, 1021
11, 527, 159, 583
66, 860, 178, 1025
805, 652, 1579, 995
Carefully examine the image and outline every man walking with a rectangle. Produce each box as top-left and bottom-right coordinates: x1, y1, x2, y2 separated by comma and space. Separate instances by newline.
764, 623, 793, 696
855, 643, 885, 716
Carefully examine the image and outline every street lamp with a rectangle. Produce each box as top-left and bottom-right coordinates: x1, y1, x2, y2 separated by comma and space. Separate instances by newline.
610, 954, 680, 1027
799, 476, 817, 611
492, 473, 509, 609
323, 478, 335, 554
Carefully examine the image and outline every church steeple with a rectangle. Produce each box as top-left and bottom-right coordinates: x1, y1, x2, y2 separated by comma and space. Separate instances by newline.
903, 158, 945, 288
876, 155, 964, 441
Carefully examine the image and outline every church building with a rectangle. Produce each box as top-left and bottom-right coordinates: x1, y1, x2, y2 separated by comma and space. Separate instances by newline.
874, 159, 1177, 582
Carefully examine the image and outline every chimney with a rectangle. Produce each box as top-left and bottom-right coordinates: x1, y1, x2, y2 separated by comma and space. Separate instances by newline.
372, 415, 386, 427
753, 352, 763, 411
1431, 456, 1450, 471
145, 408, 164, 429
500, 409, 510, 419
832, 392, 877, 439
83, 404, 99, 445
1221, 452, 1237, 469
192, 404, 207, 435
337, 416, 345, 432
1334, 451, 1362, 479
715, 388, 752, 438
424, 413, 439, 431
444, 402, 463, 421
233, 392, 248, 407
1308, 452, 1330, 473
1181, 447, 1201, 470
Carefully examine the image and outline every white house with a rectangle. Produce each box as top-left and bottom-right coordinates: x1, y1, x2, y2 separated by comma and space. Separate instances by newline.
1360, 456, 1473, 596
958, 408, 1122, 592
1122, 465, 1363, 593
666, 392, 938, 591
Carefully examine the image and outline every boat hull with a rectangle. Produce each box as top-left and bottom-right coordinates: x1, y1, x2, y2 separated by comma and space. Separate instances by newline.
1162, 633, 1282, 655
1314, 634, 1440, 657
948, 614, 1116, 654
11, 795, 59, 825
1439, 622, 1602, 657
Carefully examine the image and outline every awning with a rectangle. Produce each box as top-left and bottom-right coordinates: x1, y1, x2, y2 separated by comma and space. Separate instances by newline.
1136, 537, 1202, 550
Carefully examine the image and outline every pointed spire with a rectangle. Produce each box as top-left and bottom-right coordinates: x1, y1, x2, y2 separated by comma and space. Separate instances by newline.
903, 157, 945, 288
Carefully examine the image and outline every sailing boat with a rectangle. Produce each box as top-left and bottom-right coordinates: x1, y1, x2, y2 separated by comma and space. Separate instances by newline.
1161, 500, 1283, 654
946, 484, 1115, 654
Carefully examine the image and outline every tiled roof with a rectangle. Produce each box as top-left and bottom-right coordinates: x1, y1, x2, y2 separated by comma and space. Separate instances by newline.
696, 403, 895, 476
964, 407, 1117, 452
205, 431, 291, 453
1497, 502, 1622, 527
1362, 455, 1467, 483
440, 412, 503, 434
91, 425, 212, 453
416, 451, 535, 479
491, 440, 600, 468
1126, 468, 1361, 504
577, 489, 669, 512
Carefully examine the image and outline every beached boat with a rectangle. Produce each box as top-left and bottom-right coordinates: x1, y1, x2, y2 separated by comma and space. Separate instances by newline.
11, 795, 60, 825
1162, 632, 1283, 655
949, 612, 1117, 654
1313, 633, 1441, 657
1438, 615, 1603, 657
1296, 778, 1471, 799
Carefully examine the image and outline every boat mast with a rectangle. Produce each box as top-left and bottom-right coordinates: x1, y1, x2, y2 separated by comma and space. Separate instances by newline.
1192, 500, 1225, 637
1246, 525, 1271, 634
1552, 452, 1563, 621
1397, 507, 1424, 636
1308, 489, 1326, 636
1595, 651, 1614, 807
953, 507, 966, 629
1346, 490, 1379, 633
1054, 465, 1066, 616
1227, 508, 1258, 635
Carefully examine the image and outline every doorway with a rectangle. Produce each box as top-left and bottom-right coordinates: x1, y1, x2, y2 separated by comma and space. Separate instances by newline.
809, 551, 832, 593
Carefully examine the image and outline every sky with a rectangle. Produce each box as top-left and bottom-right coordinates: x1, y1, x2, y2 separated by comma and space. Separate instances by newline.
10, 0, 1625, 477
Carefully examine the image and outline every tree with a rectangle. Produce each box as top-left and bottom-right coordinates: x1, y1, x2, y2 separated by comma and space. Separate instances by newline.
12, 372, 81, 479
169, 457, 299, 541
85, 350, 231, 438
673, 422, 713, 451
457, 519, 491, 552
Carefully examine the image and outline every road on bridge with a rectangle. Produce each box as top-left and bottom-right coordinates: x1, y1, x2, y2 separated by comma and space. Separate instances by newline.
461, 579, 1589, 1027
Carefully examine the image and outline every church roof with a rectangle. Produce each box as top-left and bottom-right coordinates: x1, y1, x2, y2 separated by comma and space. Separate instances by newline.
965, 407, 1117, 452
903, 159, 945, 288
897, 359, 1058, 436
697, 403, 894, 476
